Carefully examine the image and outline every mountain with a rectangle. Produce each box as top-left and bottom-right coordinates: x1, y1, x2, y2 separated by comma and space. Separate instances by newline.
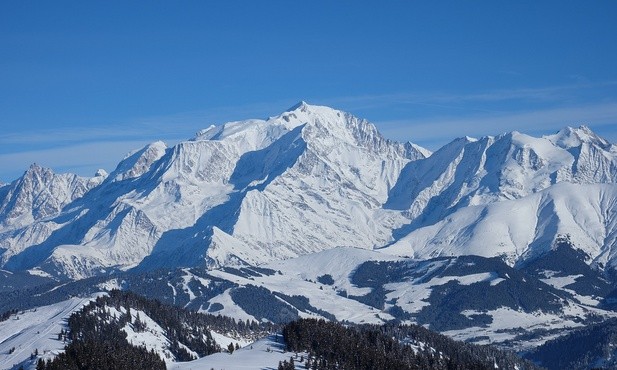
384, 182, 617, 269
0, 103, 616, 282
382, 126, 617, 265
0, 103, 428, 279
385, 127, 617, 228
2, 102, 617, 368
0, 164, 105, 233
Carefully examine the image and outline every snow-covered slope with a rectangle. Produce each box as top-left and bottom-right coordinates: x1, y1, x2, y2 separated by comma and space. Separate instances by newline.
384, 182, 617, 269
0, 296, 94, 370
383, 126, 617, 266
34, 247, 608, 351
207, 248, 616, 349
170, 334, 302, 370
386, 127, 617, 224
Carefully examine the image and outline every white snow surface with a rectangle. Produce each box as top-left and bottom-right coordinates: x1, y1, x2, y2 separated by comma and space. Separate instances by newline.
385, 182, 617, 268
170, 334, 306, 370
0, 296, 95, 370
0, 102, 427, 278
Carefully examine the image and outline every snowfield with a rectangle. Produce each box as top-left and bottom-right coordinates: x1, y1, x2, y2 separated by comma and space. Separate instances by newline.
170, 334, 306, 370
0, 296, 95, 370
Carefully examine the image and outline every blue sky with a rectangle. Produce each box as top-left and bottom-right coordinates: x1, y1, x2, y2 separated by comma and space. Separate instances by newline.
1, 1, 617, 182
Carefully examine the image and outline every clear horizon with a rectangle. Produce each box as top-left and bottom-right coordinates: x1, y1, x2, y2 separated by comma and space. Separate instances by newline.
2, 1, 617, 182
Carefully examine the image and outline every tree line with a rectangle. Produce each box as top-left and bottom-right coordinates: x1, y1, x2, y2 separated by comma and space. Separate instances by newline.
282, 319, 542, 370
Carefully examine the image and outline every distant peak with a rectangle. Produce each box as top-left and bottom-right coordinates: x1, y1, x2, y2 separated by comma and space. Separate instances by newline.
286, 101, 310, 112
452, 136, 478, 144
545, 125, 611, 150
95, 169, 108, 177
554, 125, 594, 138
407, 142, 433, 158
282, 101, 347, 119
25, 163, 49, 175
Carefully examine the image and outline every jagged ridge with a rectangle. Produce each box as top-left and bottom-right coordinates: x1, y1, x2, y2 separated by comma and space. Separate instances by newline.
0, 103, 616, 280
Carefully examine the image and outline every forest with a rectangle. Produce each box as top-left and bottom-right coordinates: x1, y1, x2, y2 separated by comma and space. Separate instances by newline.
36, 290, 277, 369
281, 318, 541, 370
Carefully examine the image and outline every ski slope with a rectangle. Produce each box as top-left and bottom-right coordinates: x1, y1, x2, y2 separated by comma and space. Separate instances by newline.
0, 296, 95, 370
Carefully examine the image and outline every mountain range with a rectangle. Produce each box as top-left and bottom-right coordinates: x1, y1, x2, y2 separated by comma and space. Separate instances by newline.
1, 102, 616, 281
2, 102, 617, 368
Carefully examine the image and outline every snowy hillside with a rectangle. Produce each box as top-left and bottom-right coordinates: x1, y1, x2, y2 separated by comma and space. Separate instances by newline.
0, 296, 94, 370
385, 128, 617, 227
384, 182, 617, 269
6, 247, 614, 353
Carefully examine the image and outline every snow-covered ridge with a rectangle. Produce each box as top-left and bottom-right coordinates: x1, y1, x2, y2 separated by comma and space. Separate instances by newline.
384, 182, 617, 268
545, 125, 614, 150
0, 103, 615, 279
0, 164, 104, 232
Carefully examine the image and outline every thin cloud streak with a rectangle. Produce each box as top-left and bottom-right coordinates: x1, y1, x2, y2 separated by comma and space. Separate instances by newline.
0, 126, 149, 146
322, 81, 617, 112
377, 101, 617, 150
0, 99, 296, 152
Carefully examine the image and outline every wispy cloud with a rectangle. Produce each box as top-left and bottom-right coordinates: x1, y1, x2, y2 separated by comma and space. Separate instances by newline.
0, 99, 298, 152
376, 101, 617, 149
319, 80, 617, 112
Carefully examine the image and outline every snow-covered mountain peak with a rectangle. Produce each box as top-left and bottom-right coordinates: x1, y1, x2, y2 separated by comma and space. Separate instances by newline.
1, 102, 615, 280
0, 164, 100, 232
408, 142, 432, 158
545, 125, 613, 150
26, 162, 44, 173
191, 103, 426, 162
285, 100, 310, 112
110, 141, 167, 182
94, 169, 108, 178
20, 163, 55, 183
282, 102, 428, 160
